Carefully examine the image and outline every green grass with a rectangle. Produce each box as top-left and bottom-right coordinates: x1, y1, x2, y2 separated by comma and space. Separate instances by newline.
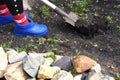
106, 16, 114, 24
81, 14, 88, 20
50, 48, 58, 52
44, 54, 57, 61
69, 68, 76, 76
116, 73, 120, 80
36, 37, 47, 45
114, 4, 120, 9
40, 5, 50, 15
1, 43, 35, 53
93, 12, 99, 17
75, 51, 81, 56
29, 12, 35, 18
1, 40, 13, 49
15, 44, 33, 53
44, 54, 57, 67
1, 44, 11, 49
72, 0, 92, 14
47, 38, 59, 44
54, 69, 61, 75
117, 26, 120, 30
15, 47, 24, 53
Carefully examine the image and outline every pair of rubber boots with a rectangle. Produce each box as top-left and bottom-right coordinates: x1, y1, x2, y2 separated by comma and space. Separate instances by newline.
0, 13, 48, 36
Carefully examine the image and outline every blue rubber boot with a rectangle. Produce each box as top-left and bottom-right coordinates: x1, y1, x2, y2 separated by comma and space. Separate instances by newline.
14, 17, 48, 36
0, 14, 13, 26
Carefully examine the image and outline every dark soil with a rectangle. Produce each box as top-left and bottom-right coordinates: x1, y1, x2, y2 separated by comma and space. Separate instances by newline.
0, 0, 120, 78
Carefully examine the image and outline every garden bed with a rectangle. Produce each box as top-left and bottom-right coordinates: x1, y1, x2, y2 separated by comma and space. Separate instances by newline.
0, 0, 120, 78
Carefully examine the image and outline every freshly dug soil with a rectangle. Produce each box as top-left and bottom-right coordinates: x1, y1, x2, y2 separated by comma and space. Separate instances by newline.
0, 0, 119, 78
74, 13, 108, 37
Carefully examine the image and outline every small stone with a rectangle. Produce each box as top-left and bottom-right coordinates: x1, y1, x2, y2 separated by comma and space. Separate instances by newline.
23, 55, 45, 78
86, 70, 103, 80
28, 52, 54, 57
55, 55, 63, 61
0, 47, 6, 54
23, 0, 31, 10
74, 73, 87, 80
52, 70, 73, 80
72, 55, 96, 73
91, 64, 101, 73
100, 75, 115, 80
37, 65, 61, 79
27, 78, 36, 80
74, 74, 82, 80
8, 51, 27, 64
0, 47, 8, 78
6, 49, 18, 58
44, 58, 54, 66
4, 61, 29, 80
38, 79, 44, 80
54, 56, 72, 70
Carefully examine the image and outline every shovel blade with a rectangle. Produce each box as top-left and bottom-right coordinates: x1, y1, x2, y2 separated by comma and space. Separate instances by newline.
64, 12, 79, 26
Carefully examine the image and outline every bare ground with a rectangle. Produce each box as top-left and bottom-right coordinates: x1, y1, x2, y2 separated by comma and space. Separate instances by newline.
0, 0, 120, 78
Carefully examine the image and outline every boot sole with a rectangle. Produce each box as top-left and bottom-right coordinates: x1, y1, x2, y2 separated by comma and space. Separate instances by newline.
14, 30, 48, 37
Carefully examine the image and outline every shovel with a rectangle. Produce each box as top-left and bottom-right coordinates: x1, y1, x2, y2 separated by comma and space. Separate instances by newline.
41, 0, 108, 37
41, 0, 79, 27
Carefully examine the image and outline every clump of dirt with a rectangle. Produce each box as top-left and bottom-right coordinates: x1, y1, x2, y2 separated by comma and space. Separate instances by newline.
74, 13, 108, 37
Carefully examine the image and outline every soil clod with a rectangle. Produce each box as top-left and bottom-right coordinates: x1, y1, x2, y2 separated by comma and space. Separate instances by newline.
73, 13, 109, 37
